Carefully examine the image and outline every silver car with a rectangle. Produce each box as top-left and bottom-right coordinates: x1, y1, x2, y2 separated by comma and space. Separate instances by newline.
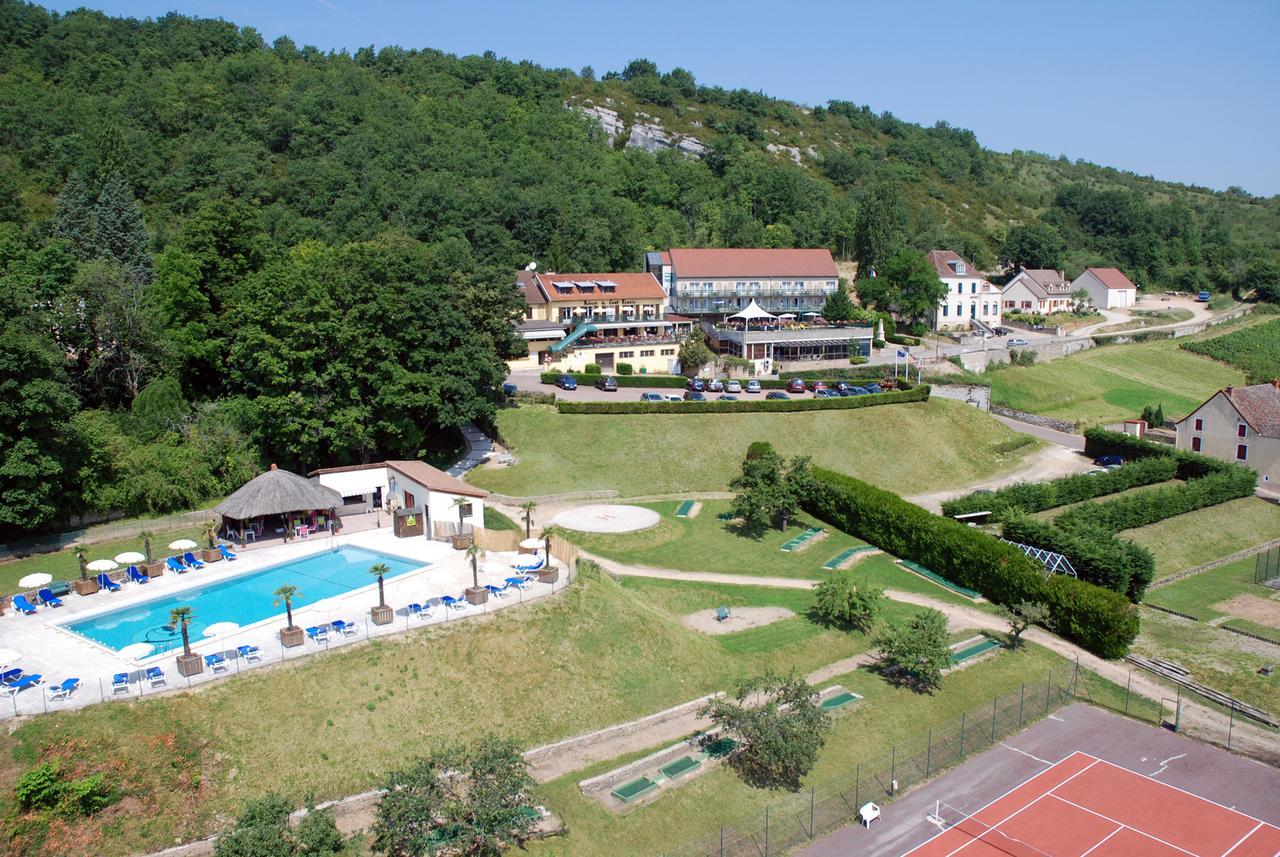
745, 379, 762, 393
707, 378, 725, 392
726, 380, 743, 393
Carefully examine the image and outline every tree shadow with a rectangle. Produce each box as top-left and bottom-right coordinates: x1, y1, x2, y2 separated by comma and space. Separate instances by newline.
867, 660, 939, 696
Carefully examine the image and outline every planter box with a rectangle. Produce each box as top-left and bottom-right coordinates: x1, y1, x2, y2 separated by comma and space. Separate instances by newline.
74, 578, 101, 596
538, 568, 559, 585
451, 535, 473, 551
280, 626, 305, 648
465, 586, 489, 606
144, 562, 165, 579
371, 604, 394, 626
176, 653, 203, 677
202, 548, 223, 564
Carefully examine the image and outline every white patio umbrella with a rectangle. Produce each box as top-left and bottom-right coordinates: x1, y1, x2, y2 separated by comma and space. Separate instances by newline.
17, 573, 52, 589
168, 539, 198, 551
119, 642, 154, 660
802, 311, 822, 317
778, 313, 797, 320
204, 622, 240, 638
0, 648, 21, 668
86, 559, 118, 572
114, 551, 146, 564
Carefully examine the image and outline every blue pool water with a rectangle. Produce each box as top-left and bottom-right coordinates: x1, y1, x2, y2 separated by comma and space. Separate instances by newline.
65, 546, 423, 654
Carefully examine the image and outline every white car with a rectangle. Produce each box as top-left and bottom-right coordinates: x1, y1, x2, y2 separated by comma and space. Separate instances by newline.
726, 380, 743, 393
1007, 338, 1029, 348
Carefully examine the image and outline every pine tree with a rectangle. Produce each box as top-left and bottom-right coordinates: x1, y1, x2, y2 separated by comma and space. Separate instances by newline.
51, 172, 95, 260
91, 170, 152, 283
821, 287, 857, 324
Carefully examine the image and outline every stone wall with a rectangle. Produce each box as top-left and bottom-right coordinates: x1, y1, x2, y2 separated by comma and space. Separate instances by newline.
988, 404, 1077, 434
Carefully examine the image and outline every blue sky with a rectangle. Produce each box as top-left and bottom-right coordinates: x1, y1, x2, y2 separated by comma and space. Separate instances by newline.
46, 0, 1280, 196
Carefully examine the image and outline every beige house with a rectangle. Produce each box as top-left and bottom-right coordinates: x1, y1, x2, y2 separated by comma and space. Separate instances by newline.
925, 250, 1003, 333
1073, 267, 1138, 309
1001, 269, 1074, 314
310, 460, 487, 535
1175, 381, 1280, 490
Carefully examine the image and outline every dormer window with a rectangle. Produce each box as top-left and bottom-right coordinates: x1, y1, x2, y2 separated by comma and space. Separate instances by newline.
949, 260, 966, 275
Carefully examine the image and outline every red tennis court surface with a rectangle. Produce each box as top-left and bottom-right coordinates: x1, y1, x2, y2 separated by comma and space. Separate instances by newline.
906, 751, 1280, 857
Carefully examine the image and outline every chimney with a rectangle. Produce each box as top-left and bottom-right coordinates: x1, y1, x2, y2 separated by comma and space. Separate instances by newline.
1225, 386, 1233, 397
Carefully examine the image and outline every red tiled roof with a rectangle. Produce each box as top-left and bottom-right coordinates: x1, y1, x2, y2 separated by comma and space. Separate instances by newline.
927, 249, 978, 279
516, 270, 543, 306
1224, 382, 1280, 439
667, 248, 836, 279
385, 461, 489, 498
1084, 267, 1137, 291
534, 272, 666, 302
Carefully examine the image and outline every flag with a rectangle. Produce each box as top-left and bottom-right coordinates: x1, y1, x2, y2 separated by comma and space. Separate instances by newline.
896, 349, 906, 358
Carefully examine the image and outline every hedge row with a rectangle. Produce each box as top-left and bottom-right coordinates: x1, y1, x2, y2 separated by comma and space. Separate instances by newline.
1054, 467, 1258, 535
1082, 427, 1238, 480
1001, 514, 1156, 602
556, 386, 930, 415
540, 371, 682, 389
805, 468, 1139, 659
941, 457, 1179, 518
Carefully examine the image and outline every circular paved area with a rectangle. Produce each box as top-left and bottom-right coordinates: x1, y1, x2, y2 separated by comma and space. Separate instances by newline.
551, 504, 660, 534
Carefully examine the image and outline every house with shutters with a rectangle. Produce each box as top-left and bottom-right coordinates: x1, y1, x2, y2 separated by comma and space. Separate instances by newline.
925, 250, 1002, 333
1175, 381, 1280, 490
1001, 268, 1075, 314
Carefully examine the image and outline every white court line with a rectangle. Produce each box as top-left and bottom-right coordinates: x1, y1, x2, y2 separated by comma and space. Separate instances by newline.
998, 742, 1055, 766
1077, 826, 1125, 857
1221, 821, 1264, 857
1044, 795, 1199, 857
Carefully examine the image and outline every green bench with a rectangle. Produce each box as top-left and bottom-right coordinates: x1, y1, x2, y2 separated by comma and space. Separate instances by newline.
898, 560, 982, 598
675, 500, 695, 517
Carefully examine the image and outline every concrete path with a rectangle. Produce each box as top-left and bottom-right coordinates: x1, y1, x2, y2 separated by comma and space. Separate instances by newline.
446, 422, 493, 477
992, 414, 1085, 450
906, 445, 1092, 513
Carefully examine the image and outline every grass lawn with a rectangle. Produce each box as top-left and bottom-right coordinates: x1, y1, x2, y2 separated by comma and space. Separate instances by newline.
989, 339, 1242, 425
1121, 497, 1280, 579
570, 500, 985, 608
524, 644, 1075, 857
0, 569, 932, 856
470, 400, 1039, 498
1144, 556, 1280, 622
483, 506, 521, 532
0, 523, 208, 594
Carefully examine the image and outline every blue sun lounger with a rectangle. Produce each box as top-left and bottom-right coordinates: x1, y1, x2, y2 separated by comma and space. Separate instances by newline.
145, 667, 166, 689
183, 551, 205, 569
1, 669, 22, 684
47, 678, 80, 701
484, 583, 509, 598
218, 544, 238, 560
127, 566, 150, 584
203, 653, 227, 673
96, 573, 122, 592
237, 645, 262, 662
3, 674, 41, 696
11, 595, 37, 614
406, 602, 432, 620
441, 595, 465, 610
166, 557, 187, 573
111, 673, 131, 694
37, 588, 63, 607
305, 626, 328, 643
331, 619, 356, 637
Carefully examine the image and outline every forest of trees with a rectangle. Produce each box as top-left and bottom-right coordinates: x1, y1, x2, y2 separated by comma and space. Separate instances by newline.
0, 3, 1276, 537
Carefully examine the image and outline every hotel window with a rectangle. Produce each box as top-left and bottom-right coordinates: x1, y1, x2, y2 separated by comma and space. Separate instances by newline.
1237, 444, 1248, 461
1238, 424, 1247, 438
955, 304, 962, 317
1194, 418, 1203, 431
956, 283, 963, 294
640, 349, 655, 357
942, 304, 949, 317
661, 348, 675, 355
618, 351, 634, 358
1191, 437, 1201, 452
982, 303, 989, 316
970, 283, 977, 294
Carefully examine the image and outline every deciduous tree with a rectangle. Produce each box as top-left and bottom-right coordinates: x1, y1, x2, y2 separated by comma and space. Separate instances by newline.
876, 608, 950, 693
813, 571, 884, 632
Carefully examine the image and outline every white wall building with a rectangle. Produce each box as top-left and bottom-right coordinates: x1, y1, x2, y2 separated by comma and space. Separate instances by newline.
1001, 269, 1074, 314
1175, 381, 1280, 490
925, 250, 1003, 332
1072, 267, 1138, 310
310, 460, 487, 534
644, 248, 840, 318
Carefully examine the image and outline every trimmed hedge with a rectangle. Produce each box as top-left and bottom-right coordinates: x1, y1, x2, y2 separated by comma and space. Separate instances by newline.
1082, 427, 1240, 480
805, 468, 1139, 659
540, 371, 682, 389
540, 367, 895, 391
1054, 467, 1258, 535
1001, 514, 1156, 601
940, 457, 1178, 518
557, 386, 930, 415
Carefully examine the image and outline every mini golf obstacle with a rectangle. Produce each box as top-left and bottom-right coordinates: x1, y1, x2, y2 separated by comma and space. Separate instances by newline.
611, 777, 659, 803
780, 526, 824, 552
658, 755, 701, 779
551, 504, 661, 534
819, 686, 863, 712
950, 636, 1002, 665
822, 545, 876, 570
897, 560, 981, 598
591, 733, 740, 810
674, 500, 696, 518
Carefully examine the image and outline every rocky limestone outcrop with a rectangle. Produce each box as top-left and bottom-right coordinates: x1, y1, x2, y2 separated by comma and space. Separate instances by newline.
573, 101, 708, 158
767, 142, 802, 164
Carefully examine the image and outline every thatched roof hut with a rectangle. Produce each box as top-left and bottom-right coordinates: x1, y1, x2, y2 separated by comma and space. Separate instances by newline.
215, 464, 342, 522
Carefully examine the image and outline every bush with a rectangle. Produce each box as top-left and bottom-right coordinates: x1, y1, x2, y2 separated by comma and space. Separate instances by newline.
805, 468, 1138, 658
1054, 467, 1258, 535
617, 362, 633, 375
15, 760, 120, 817
557, 386, 929, 415
849, 355, 869, 365
1001, 513, 1155, 600
1083, 427, 1247, 480
583, 363, 601, 375
941, 457, 1179, 518
813, 571, 884, 632
16, 762, 64, 811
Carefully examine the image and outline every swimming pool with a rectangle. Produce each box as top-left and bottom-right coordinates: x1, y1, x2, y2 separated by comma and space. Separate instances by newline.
65, 545, 423, 654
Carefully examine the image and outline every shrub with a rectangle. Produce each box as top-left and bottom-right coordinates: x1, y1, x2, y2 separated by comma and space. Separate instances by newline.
813, 570, 884, 632
557, 386, 929, 415
15, 760, 120, 817
16, 762, 64, 811
583, 363, 602, 375
1001, 513, 1156, 600
1083, 427, 1244, 479
616, 362, 633, 375
1054, 468, 1258, 535
849, 355, 869, 365
941, 457, 1179, 518
806, 468, 1138, 658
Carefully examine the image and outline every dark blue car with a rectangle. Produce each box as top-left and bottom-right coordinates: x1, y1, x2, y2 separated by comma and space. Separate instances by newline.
555, 375, 577, 390
1095, 455, 1125, 467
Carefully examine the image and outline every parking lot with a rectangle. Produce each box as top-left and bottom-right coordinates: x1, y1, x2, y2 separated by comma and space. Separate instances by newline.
505, 369, 886, 403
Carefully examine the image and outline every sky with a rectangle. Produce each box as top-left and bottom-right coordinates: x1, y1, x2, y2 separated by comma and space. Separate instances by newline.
44, 0, 1280, 196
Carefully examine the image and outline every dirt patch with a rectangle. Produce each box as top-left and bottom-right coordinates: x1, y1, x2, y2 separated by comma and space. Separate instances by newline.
1214, 594, 1280, 629
682, 606, 795, 636
907, 445, 1093, 514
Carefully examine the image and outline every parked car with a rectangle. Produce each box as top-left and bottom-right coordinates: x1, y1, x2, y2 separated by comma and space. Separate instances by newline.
1007, 338, 1029, 348
1197, 290, 1212, 302
786, 378, 807, 394
719, 394, 739, 401
848, 387, 870, 396
686, 378, 706, 393
765, 391, 790, 400
809, 380, 830, 392
1095, 455, 1125, 467
813, 389, 836, 398
639, 392, 665, 402
707, 378, 725, 392
684, 390, 707, 401
726, 380, 743, 394
745, 380, 762, 394
834, 381, 852, 393
555, 375, 577, 390
595, 376, 618, 392
993, 326, 1009, 336
666, 394, 683, 402
862, 382, 881, 393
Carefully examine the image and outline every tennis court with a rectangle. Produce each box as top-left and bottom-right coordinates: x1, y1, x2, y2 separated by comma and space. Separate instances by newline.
905, 751, 1280, 857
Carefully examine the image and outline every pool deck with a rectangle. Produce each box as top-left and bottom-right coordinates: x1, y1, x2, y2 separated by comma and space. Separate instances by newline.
0, 527, 567, 719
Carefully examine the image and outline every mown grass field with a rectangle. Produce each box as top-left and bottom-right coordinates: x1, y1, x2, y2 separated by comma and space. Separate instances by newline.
0, 569, 936, 855
569, 499, 985, 607
0, 524, 208, 594
1121, 497, 1280, 579
989, 339, 1242, 425
470, 400, 1039, 498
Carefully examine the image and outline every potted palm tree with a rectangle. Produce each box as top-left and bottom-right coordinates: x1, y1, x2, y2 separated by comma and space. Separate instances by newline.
370, 563, 394, 625
141, 531, 164, 577
520, 500, 538, 540
275, 585, 305, 647
539, 526, 563, 584
450, 496, 473, 549
202, 520, 223, 564
73, 545, 99, 596
464, 543, 488, 605
172, 606, 203, 677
